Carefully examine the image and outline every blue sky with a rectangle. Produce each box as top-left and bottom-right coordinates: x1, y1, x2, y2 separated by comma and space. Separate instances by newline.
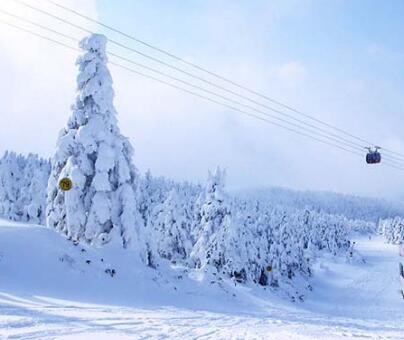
0, 0, 403, 199
99, 0, 404, 76
96, 0, 404, 140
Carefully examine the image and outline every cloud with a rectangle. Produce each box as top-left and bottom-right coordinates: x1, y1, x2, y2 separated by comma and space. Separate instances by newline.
367, 43, 384, 56
277, 61, 308, 88
0, 0, 98, 157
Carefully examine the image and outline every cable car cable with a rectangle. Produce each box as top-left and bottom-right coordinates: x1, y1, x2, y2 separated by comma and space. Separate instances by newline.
0, 9, 404, 166
10, 0, 404, 162
24, 0, 404, 162
5, 8, 404, 166
5, 1, 377, 153
3, 7, 404, 166
1, 19, 403, 172
2, 8, 389, 158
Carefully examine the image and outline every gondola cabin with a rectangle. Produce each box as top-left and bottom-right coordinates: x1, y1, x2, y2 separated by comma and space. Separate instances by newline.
365, 148, 381, 164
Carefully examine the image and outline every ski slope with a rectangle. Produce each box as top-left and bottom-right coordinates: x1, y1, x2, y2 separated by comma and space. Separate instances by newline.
0, 219, 403, 339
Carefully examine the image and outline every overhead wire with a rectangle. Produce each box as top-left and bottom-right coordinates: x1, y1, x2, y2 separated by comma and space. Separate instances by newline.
29, 0, 404, 162
0, 8, 383, 158
10, 0, 404, 163
6, 8, 404, 171
0, 19, 366, 158
0, 18, 403, 171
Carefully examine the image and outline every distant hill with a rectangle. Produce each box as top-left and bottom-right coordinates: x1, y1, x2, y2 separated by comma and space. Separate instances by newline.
239, 187, 404, 222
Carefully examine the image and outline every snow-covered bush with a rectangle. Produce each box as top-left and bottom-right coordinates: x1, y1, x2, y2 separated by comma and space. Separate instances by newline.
379, 217, 404, 244
46, 34, 155, 264
0, 151, 50, 223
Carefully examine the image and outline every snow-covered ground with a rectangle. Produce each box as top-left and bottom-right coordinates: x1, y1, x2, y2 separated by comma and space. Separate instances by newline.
0, 219, 403, 339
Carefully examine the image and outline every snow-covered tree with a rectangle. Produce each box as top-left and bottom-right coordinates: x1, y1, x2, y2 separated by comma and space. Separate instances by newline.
46, 34, 151, 262
21, 154, 51, 223
0, 152, 50, 224
191, 167, 230, 268
380, 217, 404, 244
0, 152, 24, 220
138, 171, 175, 229
154, 188, 193, 262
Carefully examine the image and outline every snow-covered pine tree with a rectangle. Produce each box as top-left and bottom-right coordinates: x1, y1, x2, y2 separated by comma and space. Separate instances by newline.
180, 181, 202, 247
139, 171, 175, 229
254, 208, 274, 286
154, 188, 193, 262
380, 217, 404, 244
0, 152, 50, 224
266, 211, 286, 287
200, 212, 234, 275
190, 186, 205, 243
191, 167, 231, 268
225, 211, 257, 283
46, 34, 150, 262
21, 154, 50, 224
0, 152, 27, 221
138, 170, 155, 226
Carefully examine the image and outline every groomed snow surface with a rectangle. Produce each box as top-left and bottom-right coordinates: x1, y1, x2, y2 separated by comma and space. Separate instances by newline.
0, 219, 402, 339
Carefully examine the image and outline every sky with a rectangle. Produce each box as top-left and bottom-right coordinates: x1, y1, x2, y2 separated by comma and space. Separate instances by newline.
0, 0, 403, 200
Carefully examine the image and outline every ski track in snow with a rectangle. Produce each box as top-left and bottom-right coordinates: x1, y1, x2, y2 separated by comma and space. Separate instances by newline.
0, 220, 403, 340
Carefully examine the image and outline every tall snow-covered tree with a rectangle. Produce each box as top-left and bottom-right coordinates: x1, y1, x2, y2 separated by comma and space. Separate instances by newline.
139, 171, 174, 229
191, 167, 231, 268
0, 152, 23, 220
0, 152, 50, 224
46, 34, 149, 260
380, 217, 404, 244
190, 187, 205, 243
21, 154, 50, 224
154, 188, 193, 262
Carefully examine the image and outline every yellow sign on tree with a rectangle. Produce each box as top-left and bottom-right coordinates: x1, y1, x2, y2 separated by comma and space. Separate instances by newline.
59, 177, 73, 191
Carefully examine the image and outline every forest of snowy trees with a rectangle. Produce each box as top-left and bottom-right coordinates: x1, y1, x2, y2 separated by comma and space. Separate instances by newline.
379, 217, 404, 244
0, 149, 383, 294
0, 33, 402, 297
242, 187, 404, 223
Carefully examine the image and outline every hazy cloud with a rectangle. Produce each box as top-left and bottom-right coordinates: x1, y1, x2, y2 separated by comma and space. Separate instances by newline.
277, 61, 308, 88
